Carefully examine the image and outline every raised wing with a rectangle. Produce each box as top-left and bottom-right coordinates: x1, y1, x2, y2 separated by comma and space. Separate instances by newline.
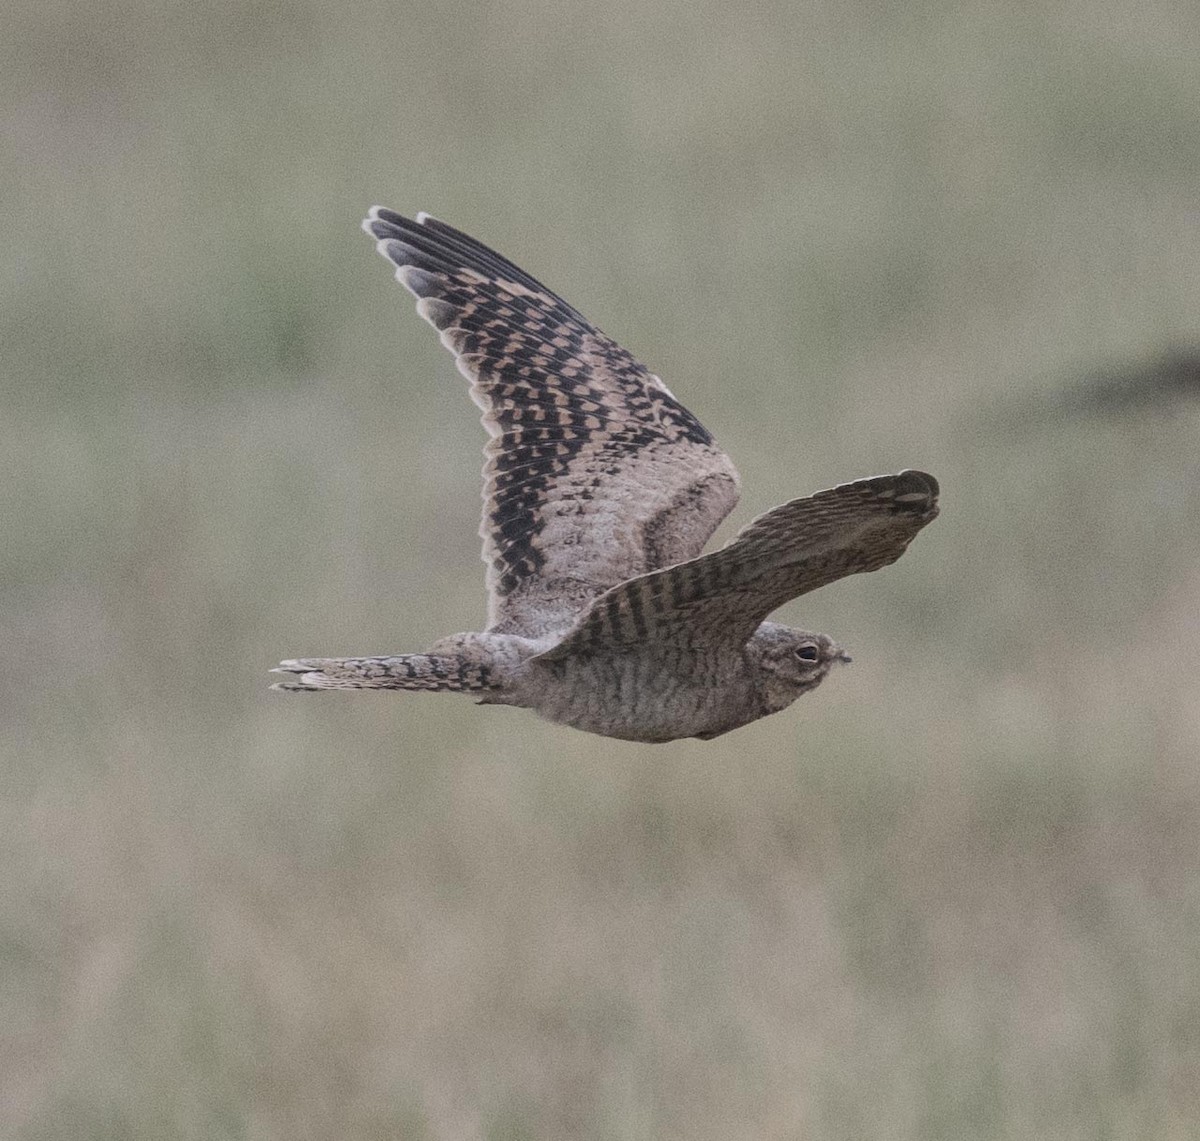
363, 208, 740, 636
536, 470, 938, 661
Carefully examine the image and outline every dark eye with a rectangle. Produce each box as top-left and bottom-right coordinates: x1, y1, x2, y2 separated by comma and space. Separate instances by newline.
795, 643, 820, 662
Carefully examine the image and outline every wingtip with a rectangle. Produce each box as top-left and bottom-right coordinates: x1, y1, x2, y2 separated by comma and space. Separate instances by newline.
897, 468, 938, 487
363, 206, 436, 229
362, 205, 413, 240
395, 264, 438, 297
362, 213, 396, 259
894, 469, 939, 501
270, 668, 334, 691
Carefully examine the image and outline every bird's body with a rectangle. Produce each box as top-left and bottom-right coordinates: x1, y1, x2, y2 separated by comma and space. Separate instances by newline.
515, 642, 757, 743
273, 209, 939, 742
282, 622, 825, 742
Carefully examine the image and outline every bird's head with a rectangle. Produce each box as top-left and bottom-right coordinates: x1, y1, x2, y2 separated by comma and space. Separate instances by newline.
747, 622, 850, 714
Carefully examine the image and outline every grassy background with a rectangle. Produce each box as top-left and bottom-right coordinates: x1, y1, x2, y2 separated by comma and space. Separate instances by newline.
7, 1, 1200, 1137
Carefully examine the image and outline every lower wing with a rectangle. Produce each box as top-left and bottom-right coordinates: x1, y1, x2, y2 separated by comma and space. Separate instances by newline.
535, 470, 939, 661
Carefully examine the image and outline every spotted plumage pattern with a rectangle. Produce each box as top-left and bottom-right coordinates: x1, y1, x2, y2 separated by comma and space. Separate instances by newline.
272, 209, 940, 743
362, 208, 740, 635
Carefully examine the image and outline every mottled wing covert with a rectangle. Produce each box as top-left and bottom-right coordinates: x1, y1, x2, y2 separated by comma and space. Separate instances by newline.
363, 208, 740, 635
536, 470, 939, 661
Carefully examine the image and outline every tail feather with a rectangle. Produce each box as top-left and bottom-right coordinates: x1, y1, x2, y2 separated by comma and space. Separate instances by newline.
270, 654, 495, 693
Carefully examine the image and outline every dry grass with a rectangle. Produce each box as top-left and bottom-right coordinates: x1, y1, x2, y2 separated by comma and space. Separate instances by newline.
6, 1, 1200, 1136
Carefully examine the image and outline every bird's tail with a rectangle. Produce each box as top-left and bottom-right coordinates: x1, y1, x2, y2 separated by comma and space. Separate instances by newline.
270, 654, 497, 692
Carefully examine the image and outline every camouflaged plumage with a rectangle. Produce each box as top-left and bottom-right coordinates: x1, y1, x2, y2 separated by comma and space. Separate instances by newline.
366, 208, 740, 637
272, 210, 939, 742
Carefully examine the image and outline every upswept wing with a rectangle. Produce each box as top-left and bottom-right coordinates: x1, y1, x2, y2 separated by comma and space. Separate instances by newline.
535, 470, 939, 661
363, 208, 740, 636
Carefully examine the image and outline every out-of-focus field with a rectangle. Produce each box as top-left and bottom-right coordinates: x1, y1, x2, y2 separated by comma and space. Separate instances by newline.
6, 1, 1200, 1137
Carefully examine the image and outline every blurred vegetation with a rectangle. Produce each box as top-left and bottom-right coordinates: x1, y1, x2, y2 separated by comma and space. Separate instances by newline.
6, 0, 1200, 1137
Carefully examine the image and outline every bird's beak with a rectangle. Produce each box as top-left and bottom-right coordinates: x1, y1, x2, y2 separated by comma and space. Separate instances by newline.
836, 649, 852, 665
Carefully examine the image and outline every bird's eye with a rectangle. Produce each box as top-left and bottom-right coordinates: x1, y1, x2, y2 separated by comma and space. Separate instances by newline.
795, 643, 820, 662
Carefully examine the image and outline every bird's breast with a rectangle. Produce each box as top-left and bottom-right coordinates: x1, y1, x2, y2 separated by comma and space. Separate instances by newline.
520, 650, 752, 743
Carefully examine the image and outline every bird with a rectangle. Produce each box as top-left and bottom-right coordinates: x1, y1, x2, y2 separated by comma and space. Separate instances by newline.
272, 208, 939, 743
